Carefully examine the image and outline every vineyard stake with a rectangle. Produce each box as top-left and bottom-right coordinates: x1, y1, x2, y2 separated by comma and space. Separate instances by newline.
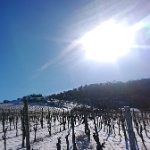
124, 106, 136, 150
24, 100, 30, 150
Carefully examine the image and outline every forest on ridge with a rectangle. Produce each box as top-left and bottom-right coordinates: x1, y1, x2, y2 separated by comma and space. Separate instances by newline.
48, 78, 150, 109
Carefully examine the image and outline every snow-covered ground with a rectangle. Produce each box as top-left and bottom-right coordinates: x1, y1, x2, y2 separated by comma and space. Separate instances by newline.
0, 103, 150, 150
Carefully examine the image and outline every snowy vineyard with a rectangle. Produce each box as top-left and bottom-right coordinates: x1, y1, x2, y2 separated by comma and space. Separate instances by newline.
0, 102, 150, 150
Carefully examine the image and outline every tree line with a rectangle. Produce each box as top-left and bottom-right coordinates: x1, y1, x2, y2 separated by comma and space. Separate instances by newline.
48, 78, 150, 109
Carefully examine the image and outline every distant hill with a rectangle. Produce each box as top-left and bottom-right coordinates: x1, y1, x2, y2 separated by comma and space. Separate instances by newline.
47, 78, 150, 109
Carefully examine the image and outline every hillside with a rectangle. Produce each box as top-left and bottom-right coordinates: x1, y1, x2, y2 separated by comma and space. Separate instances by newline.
47, 78, 150, 109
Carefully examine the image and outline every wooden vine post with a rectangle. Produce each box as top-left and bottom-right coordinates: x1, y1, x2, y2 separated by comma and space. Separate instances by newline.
124, 106, 136, 150
71, 109, 77, 150
24, 100, 30, 150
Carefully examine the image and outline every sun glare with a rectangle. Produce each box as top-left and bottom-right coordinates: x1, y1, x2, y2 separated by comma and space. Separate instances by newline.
81, 20, 139, 62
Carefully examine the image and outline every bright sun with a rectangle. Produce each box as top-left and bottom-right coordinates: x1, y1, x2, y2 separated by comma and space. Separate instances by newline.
80, 20, 139, 61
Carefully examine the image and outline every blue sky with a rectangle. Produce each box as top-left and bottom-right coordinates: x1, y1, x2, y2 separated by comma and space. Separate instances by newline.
1, 0, 150, 101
